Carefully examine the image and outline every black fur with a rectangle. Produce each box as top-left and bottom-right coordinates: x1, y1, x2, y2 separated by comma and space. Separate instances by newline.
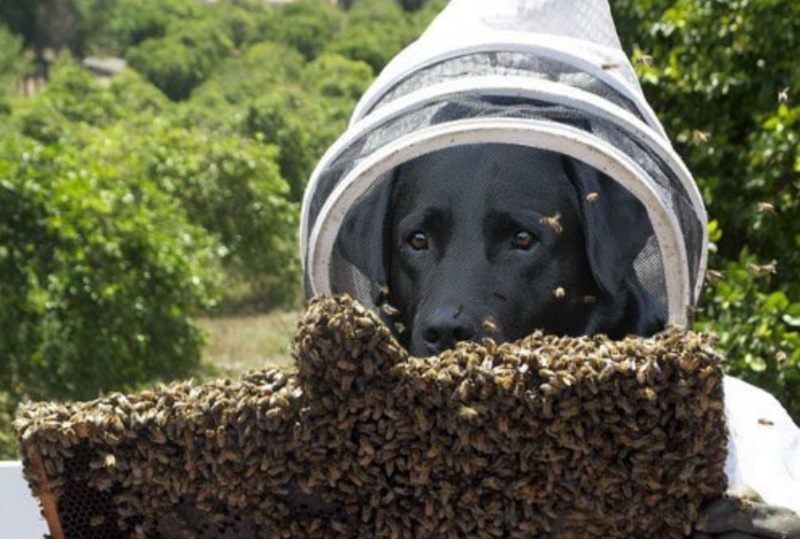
338, 143, 666, 356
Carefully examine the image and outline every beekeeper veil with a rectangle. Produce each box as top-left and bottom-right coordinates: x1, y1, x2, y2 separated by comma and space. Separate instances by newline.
300, 0, 708, 329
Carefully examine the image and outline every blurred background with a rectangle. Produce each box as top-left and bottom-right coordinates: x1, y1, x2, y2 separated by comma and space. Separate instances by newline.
0, 0, 798, 458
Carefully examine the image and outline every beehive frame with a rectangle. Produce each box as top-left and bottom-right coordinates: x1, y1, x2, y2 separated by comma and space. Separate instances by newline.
17, 296, 728, 539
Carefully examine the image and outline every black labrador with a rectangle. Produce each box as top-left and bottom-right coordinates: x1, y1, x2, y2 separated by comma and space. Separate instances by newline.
338, 143, 665, 357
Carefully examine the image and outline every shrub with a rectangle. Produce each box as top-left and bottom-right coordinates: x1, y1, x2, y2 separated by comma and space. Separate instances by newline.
0, 133, 221, 402
330, 0, 414, 72
265, 0, 344, 60
189, 42, 306, 108
142, 124, 301, 308
304, 53, 373, 101
84, 0, 201, 53
0, 21, 28, 113
244, 93, 316, 201
22, 53, 119, 126
610, 0, 800, 420
126, 20, 234, 100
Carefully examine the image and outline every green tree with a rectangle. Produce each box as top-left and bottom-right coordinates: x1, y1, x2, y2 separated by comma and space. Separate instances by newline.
81, 0, 200, 53
0, 22, 29, 113
126, 19, 234, 100
142, 123, 301, 308
611, 0, 800, 420
330, 0, 415, 72
264, 0, 344, 60
0, 132, 221, 402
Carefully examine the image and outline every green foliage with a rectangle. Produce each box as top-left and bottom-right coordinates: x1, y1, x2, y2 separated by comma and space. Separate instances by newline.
0, 389, 15, 459
330, 0, 415, 72
142, 124, 300, 308
0, 22, 29, 112
244, 93, 317, 201
107, 68, 170, 116
697, 251, 800, 419
611, 0, 800, 420
27, 53, 119, 126
126, 19, 234, 100
190, 42, 306, 108
304, 52, 373, 101
0, 133, 221, 402
88, 0, 200, 52
265, 0, 344, 60
0, 0, 46, 46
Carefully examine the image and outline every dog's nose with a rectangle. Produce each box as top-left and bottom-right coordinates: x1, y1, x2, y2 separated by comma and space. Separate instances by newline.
420, 307, 478, 354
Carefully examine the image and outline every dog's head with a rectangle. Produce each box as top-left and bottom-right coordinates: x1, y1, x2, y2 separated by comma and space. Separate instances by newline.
337, 144, 665, 356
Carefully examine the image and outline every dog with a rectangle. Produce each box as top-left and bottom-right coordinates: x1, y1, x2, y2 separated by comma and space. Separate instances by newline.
337, 142, 666, 357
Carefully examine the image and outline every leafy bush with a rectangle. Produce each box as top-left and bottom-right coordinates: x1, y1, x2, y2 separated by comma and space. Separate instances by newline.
0, 21, 28, 112
0, 389, 15, 459
697, 250, 800, 419
142, 124, 301, 308
264, 0, 344, 60
126, 20, 234, 100
239, 54, 371, 199
330, 0, 415, 72
244, 93, 317, 201
611, 0, 800, 420
189, 42, 306, 109
304, 52, 373, 101
25, 53, 119, 126
0, 133, 221, 402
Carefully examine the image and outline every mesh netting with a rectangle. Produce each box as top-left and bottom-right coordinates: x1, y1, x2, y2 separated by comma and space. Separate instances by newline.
301, 0, 707, 338
366, 51, 644, 122
304, 92, 703, 346
17, 296, 727, 539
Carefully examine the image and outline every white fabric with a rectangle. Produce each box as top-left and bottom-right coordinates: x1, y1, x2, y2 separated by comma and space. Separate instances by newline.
353, 0, 647, 125
724, 376, 800, 513
424, 0, 623, 50
0, 461, 48, 537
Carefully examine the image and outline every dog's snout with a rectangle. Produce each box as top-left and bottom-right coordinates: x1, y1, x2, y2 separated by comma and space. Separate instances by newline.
420, 306, 479, 354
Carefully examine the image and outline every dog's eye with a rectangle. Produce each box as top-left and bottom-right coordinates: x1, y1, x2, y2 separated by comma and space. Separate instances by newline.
407, 231, 429, 251
512, 230, 537, 250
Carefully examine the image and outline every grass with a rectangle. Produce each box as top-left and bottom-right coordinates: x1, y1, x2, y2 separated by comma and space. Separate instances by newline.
198, 309, 301, 378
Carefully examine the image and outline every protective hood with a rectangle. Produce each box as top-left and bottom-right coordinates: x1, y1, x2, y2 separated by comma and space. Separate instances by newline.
300, 0, 708, 328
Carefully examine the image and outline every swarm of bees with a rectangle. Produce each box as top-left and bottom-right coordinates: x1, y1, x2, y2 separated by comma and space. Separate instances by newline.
16, 295, 728, 539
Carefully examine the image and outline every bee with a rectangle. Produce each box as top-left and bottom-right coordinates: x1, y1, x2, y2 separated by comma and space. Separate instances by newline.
758, 418, 775, 427
553, 287, 566, 299
635, 54, 654, 66
705, 269, 726, 283
541, 212, 563, 234
756, 202, 776, 214
586, 192, 600, 202
482, 318, 498, 333
382, 303, 401, 318
601, 62, 619, 70
746, 261, 777, 277
692, 130, 710, 145
394, 322, 406, 334
778, 87, 790, 104
452, 303, 464, 319
458, 406, 479, 421
776, 351, 787, 366
378, 283, 390, 300
581, 295, 596, 304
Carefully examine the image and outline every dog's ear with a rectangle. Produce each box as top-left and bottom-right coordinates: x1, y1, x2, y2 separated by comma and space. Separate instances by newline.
334, 174, 395, 297
562, 157, 653, 297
